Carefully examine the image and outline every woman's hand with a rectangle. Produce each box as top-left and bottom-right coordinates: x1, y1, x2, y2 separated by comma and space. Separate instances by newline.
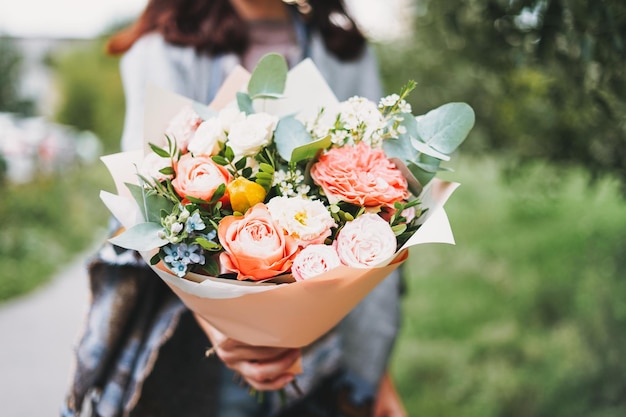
194, 313, 301, 391
373, 372, 408, 417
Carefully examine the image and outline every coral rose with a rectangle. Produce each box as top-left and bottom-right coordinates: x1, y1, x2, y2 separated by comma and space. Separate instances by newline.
172, 153, 231, 202
291, 244, 342, 281
335, 213, 397, 268
218, 204, 299, 281
310, 142, 409, 208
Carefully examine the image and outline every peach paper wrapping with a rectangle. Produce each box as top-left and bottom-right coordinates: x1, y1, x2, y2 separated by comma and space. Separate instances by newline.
100, 58, 460, 347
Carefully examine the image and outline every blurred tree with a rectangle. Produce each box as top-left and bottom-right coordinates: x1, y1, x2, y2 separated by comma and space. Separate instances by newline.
0, 36, 35, 115
51, 37, 125, 153
378, 0, 626, 191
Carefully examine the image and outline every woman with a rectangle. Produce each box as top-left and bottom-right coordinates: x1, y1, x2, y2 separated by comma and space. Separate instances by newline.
62, 1, 406, 416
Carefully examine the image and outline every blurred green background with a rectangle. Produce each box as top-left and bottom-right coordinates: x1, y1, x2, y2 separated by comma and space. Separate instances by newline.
1, 1, 625, 416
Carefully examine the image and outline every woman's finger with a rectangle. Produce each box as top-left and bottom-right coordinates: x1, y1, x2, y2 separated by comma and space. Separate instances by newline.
235, 348, 301, 389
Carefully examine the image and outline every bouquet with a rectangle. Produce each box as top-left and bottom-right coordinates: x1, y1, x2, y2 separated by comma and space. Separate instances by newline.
101, 53, 474, 347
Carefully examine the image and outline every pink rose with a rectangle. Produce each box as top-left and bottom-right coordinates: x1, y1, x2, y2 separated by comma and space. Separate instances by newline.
165, 105, 203, 152
291, 244, 342, 281
218, 204, 299, 281
335, 213, 397, 268
310, 142, 409, 208
172, 153, 231, 202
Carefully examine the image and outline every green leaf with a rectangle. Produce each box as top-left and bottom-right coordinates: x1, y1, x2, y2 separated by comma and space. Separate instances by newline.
159, 166, 175, 176
415, 102, 475, 154
212, 155, 229, 166
109, 222, 167, 252
273, 116, 314, 162
247, 53, 288, 100
195, 237, 222, 251
291, 135, 331, 164
237, 92, 255, 115
202, 259, 220, 277
259, 162, 274, 173
255, 171, 274, 180
149, 143, 170, 158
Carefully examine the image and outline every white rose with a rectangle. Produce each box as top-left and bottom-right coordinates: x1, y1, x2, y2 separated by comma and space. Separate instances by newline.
218, 107, 246, 132
227, 113, 278, 160
187, 117, 225, 156
139, 152, 172, 185
266, 196, 336, 247
291, 244, 342, 281
335, 213, 397, 268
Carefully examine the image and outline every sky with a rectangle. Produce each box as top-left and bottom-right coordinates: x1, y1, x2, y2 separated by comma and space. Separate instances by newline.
0, 0, 410, 41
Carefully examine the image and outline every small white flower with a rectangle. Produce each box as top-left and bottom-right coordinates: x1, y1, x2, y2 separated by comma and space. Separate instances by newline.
170, 222, 183, 235
380, 94, 400, 107
398, 100, 412, 113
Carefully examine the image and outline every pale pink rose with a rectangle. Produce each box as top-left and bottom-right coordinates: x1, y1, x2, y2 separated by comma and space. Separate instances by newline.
165, 105, 203, 152
139, 152, 173, 185
310, 142, 409, 208
187, 117, 226, 156
266, 196, 336, 247
218, 204, 299, 281
172, 153, 231, 202
335, 213, 397, 268
291, 244, 342, 281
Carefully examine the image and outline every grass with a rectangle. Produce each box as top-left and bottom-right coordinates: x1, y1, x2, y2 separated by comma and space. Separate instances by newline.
0, 162, 113, 301
392, 156, 626, 417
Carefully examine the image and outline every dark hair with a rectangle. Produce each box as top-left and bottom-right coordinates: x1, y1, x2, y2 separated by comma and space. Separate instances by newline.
106, 0, 366, 61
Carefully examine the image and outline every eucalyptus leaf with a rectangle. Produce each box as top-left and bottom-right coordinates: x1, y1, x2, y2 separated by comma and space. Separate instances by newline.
410, 137, 451, 161
274, 116, 315, 162
407, 157, 440, 187
383, 112, 419, 161
415, 102, 475, 154
109, 222, 167, 252
247, 53, 288, 100
127, 182, 174, 223
237, 92, 254, 115
192, 101, 217, 121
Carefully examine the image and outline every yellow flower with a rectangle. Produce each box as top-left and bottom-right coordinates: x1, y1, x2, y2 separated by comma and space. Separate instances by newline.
227, 177, 267, 214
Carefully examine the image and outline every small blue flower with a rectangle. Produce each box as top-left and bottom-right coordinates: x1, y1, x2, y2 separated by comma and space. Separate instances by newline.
162, 244, 180, 264
177, 243, 205, 265
185, 211, 206, 233
169, 260, 188, 277
203, 230, 217, 241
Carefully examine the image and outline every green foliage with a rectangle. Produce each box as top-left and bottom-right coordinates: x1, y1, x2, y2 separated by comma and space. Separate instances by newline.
378, 0, 626, 192
392, 156, 626, 416
0, 163, 113, 301
0, 36, 35, 115
51, 38, 124, 153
